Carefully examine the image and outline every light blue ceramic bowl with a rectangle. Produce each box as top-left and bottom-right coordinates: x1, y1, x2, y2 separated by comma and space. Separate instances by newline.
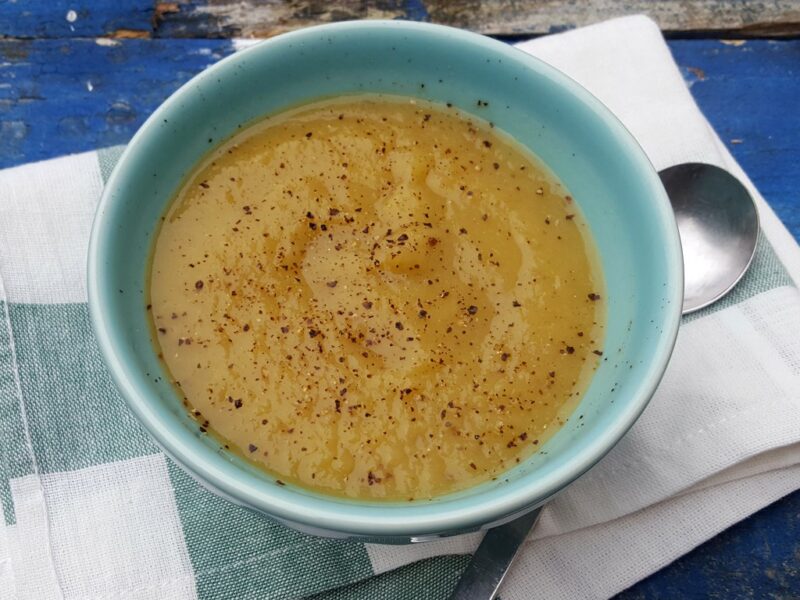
88, 21, 682, 542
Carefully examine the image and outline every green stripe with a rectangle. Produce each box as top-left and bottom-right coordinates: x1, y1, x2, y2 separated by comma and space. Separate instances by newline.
307, 554, 471, 600
0, 300, 35, 524
168, 461, 374, 600
6, 303, 157, 476
683, 233, 792, 322
97, 145, 125, 184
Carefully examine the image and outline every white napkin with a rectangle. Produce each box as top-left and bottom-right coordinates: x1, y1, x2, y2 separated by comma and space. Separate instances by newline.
364, 16, 800, 599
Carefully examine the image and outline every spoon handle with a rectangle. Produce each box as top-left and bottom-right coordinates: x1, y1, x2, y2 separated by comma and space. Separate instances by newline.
448, 506, 543, 600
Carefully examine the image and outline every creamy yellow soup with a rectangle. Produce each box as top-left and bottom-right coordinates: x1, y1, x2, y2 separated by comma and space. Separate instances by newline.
149, 95, 605, 500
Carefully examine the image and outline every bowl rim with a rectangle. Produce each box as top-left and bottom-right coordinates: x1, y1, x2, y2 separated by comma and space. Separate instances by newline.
88, 19, 683, 537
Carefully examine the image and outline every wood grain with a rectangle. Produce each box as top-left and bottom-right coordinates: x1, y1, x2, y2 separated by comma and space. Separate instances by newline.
423, 0, 800, 37
1, 1, 799, 39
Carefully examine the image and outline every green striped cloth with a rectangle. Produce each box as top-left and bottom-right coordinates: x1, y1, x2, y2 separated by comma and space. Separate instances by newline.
2, 16, 800, 600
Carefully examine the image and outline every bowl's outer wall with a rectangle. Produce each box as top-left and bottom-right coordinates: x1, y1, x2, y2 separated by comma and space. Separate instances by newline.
88, 21, 683, 540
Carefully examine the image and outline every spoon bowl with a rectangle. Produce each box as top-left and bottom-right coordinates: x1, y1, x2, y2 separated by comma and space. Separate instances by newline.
660, 163, 759, 313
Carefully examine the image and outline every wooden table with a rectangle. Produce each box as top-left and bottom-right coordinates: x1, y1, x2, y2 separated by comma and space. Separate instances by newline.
1, 2, 798, 597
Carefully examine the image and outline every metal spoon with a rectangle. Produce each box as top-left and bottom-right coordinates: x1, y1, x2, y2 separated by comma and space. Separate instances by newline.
661, 163, 760, 313
448, 162, 759, 599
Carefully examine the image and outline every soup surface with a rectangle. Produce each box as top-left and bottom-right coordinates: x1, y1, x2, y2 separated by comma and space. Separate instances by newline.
149, 95, 605, 500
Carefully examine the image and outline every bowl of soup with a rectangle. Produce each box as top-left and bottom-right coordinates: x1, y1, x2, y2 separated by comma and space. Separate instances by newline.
88, 20, 682, 541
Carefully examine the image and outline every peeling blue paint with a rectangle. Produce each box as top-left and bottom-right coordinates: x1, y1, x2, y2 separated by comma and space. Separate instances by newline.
402, 0, 430, 23
0, 0, 153, 38
0, 38, 235, 166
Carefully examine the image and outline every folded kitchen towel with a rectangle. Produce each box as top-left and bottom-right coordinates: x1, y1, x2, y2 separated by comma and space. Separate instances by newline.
1, 14, 799, 600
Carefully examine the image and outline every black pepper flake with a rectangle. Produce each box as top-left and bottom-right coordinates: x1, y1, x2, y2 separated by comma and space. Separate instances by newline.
418, 309, 428, 318
305, 132, 313, 138
395, 322, 404, 331
482, 140, 492, 148
243, 324, 250, 332
588, 293, 601, 301
520, 432, 528, 441
157, 327, 166, 334
198, 181, 209, 189
565, 345, 575, 354
566, 214, 575, 220
428, 237, 439, 247
309, 222, 317, 230
280, 326, 289, 334
329, 208, 340, 216
276, 480, 285, 486
326, 280, 338, 288
493, 162, 500, 170
363, 301, 373, 309
593, 350, 604, 356
469, 462, 477, 470
548, 371, 556, 378
397, 233, 408, 242
195, 280, 204, 290
248, 443, 257, 453
467, 305, 478, 315
501, 352, 510, 361
512, 300, 521, 308
234, 398, 243, 408
309, 329, 319, 338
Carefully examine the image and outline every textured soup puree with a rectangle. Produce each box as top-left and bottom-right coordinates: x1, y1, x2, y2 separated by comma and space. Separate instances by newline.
149, 95, 605, 500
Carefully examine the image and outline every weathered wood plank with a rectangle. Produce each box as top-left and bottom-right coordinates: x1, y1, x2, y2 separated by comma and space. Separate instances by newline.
422, 0, 800, 37
0, 0, 154, 39
156, 1, 411, 39
1, 1, 799, 39
0, 38, 232, 164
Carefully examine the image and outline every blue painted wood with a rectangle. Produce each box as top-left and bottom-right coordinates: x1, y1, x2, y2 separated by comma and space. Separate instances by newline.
0, 0, 153, 38
0, 38, 233, 166
0, 34, 798, 597
670, 39, 800, 247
